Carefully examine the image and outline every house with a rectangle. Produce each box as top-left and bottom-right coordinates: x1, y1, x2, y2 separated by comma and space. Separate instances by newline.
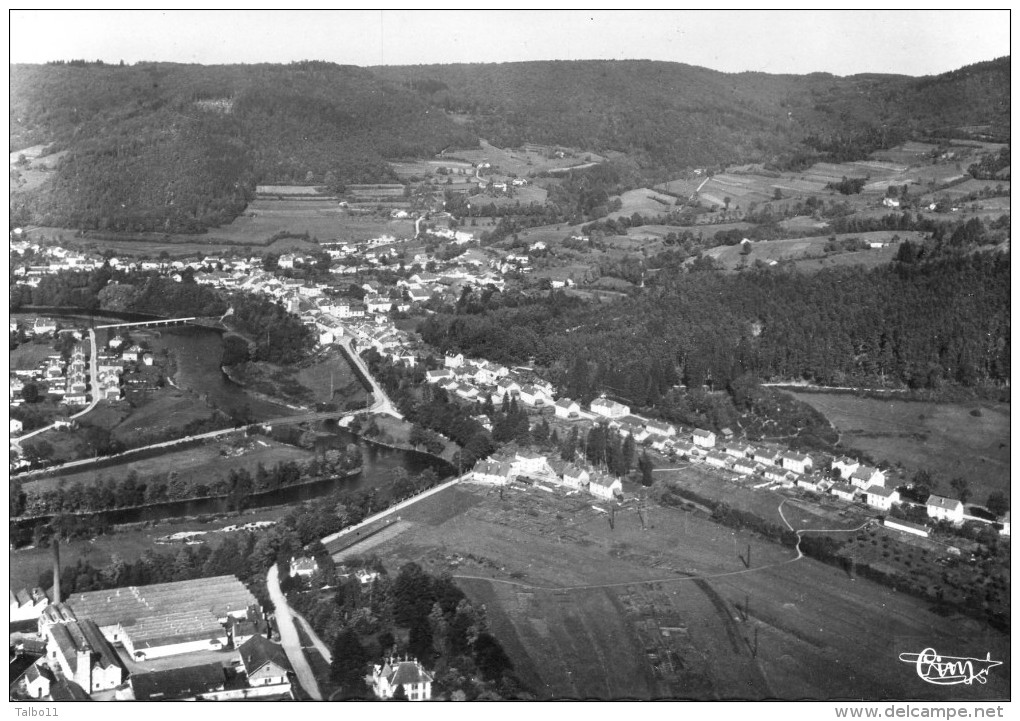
141, 353, 155, 366
10, 587, 51, 622
444, 353, 465, 369
781, 452, 813, 475
831, 456, 860, 480
33, 318, 57, 335
797, 475, 825, 493
724, 443, 753, 459
926, 495, 965, 525
11, 418, 23, 435
562, 465, 591, 490
732, 458, 757, 476
830, 483, 856, 502
865, 485, 899, 511
371, 657, 434, 701
850, 465, 885, 490
238, 634, 292, 688
883, 197, 900, 208
705, 451, 734, 470
121, 345, 143, 362
589, 472, 622, 500
471, 459, 512, 485
128, 663, 227, 701
672, 440, 700, 458
454, 383, 479, 401
590, 396, 630, 419
554, 398, 581, 420
20, 661, 55, 700
644, 419, 675, 438
692, 429, 716, 448
519, 385, 551, 407
764, 467, 793, 484
512, 450, 552, 477
999, 512, 1010, 537
753, 448, 781, 466
884, 517, 929, 538
289, 556, 318, 578
425, 369, 455, 384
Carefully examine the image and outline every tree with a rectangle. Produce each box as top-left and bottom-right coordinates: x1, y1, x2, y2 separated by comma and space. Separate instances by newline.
986, 491, 1009, 518
21, 382, 40, 403
638, 450, 654, 486
950, 477, 971, 505
330, 626, 371, 698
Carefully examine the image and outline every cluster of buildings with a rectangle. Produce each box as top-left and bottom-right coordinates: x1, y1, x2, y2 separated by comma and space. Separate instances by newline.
426, 353, 556, 409
471, 448, 622, 501
10, 575, 297, 701
9, 328, 91, 411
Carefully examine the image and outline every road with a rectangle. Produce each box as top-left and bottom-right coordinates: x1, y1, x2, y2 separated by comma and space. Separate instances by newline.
12, 329, 398, 477
336, 333, 402, 419
321, 474, 464, 552
14, 328, 102, 446
267, 564, 323, 700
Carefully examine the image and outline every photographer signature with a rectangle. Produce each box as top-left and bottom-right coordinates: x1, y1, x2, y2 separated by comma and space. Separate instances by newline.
898, 648, 1002, 686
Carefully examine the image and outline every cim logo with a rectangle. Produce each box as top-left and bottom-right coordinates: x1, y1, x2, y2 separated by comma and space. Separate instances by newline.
898, 648, 1002, 686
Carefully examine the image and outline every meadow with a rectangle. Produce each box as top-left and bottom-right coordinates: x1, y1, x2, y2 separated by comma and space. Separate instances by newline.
700, 230, 927, 272
785, 393, 1010, 503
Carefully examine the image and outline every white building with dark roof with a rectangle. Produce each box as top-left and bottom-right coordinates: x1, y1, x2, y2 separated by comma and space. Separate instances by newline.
372, 657, 434, 701
926, 495, 965, 525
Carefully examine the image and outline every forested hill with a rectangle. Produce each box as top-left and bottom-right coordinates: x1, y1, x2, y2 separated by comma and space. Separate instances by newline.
10, 57, 1009, 233
373, 57, 1010, 170
10, 61, 476, 232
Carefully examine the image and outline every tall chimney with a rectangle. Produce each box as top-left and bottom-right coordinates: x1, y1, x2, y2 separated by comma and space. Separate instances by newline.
52, 539, 61, 604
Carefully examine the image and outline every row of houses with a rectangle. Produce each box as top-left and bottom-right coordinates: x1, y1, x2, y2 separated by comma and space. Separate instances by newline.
471, 450, 622, 500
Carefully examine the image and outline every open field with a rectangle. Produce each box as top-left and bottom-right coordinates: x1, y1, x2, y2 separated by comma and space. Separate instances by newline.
8, 506, 287, 592
80, 383, 220, 447
11, 339, 62, 370
606, 188, 679, 218
22, 436, 313, 495
468, 185, 548, 207
356, 483, 1010, 700
231, 346, 370, 409
786, 393, 1010, 502
445, 139, 606, 178
256, 185, 332, 197
700, 230, 927, 272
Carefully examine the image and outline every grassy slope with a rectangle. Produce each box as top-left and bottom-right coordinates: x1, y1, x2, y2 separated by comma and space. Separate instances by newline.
785, 393, 1011, 502
356, 483, 1010, 700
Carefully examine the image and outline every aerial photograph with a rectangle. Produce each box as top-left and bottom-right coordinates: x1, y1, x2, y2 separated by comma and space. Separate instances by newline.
7, 9, 1011, 713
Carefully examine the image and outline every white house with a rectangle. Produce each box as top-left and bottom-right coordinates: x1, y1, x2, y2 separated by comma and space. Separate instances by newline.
238, 635, 292, 689
289, 557, 318, 578
831, 456, 860, 480
864, 485, 899, 511
999, 512, 1010, 537
590, 396, 630, 419
471, 459, 511, 485
562, 465, 591, 490
589, 473, 622, 500
830, 483, 857, 502
644, 419, 675, 438
781, 452, 813, 475
425, 369, 455, 384
850, 465, 885, 490
10, 418, 23, 436
732, 459, 757, 476
724, 443, 753, 459
372, 657, 433, 701
692, 429, 716, 448
705, 451, 733, 469
512, 451, 552, 477
764, 467, 793, 484
884, 517, 929, 538
553, 398, 581, 420
444, 353, 465, 369
926, 495, 965, 525
519, 385, 552, 407
753, 448, 781, 466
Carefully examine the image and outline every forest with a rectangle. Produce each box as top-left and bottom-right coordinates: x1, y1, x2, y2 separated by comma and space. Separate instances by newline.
418, 253, 1010, 405
10, 56, 1009, 232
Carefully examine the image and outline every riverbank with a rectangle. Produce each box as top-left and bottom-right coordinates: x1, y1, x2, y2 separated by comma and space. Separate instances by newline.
350, 414, 461, 464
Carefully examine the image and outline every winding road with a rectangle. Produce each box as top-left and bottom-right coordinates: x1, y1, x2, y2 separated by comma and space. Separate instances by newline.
336, 332, 402, 419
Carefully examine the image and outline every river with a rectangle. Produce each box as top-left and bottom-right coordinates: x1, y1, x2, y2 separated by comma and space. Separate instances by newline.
12, 309, 455, 526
